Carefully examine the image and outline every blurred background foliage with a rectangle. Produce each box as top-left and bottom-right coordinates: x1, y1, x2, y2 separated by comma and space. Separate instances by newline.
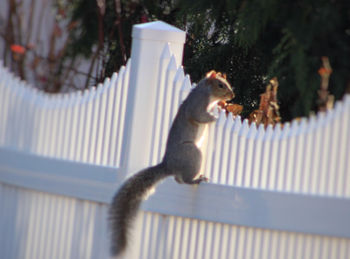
4, 0, 350, 121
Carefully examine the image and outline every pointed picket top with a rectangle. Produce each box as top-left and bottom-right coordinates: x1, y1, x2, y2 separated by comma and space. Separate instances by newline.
62, 91, 70, 106
29, 88, 39, 103
334, 100, 343, 113
95, 83, 104, 99
56, 92, 65, 107
344, 94, 350, 107
167, 55, 177, 72
180, 75, 191, 92
247, 122, 257, 139
39, 92, 48, 109
160, 43, 172, 60
232, 115, 242, 133
48, 94, 57, 109
118, 65, 126, 78
296, 118, 307, 135
179, 75, 191, 102
174, 66, 185, 85
289, 119, 299, 137
239, 119, 249, 136
116, 66, 126, 89
325, 106, 335, 123
82, 87, 90, 98
51, 93, 59, 107
21, 83, 30, 101
125, 58, 131, 72
272, 123, 282, 140
110, 72, 118, 91
13, 79, 22, 95
255, 124, 265, 140
123, 59, 131, 83
316, 111, 326, 127
224, 113, 234, 131
66, 89, 77, 105
103, 76, 111, 90
88, 87, 97, 103
111, 72, 118, 83
22, 82, 31, 99
36, 91, 45, 107
217, 109, 226, 126
307, 115, 317, 132
280, 122, 290, 139
2, 69, 9, 85
264, 124, 274, 140
76, 88, 88, 105
0, 68, 4, 82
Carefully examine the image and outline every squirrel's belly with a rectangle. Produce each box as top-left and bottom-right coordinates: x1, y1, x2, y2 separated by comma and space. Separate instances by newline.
195, 124, 207, 148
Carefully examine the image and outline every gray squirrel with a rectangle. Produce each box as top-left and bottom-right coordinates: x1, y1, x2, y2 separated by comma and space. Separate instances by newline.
109, 70, 235, 256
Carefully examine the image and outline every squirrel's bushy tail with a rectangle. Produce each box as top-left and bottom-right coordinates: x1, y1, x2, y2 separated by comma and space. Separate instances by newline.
108, 163, 170, 256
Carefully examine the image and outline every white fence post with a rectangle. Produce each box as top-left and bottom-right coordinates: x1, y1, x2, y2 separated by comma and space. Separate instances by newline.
120, 21, 186, 178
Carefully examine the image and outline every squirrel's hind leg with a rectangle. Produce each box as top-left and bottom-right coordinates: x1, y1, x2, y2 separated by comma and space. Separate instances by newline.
171, 143, 207, 185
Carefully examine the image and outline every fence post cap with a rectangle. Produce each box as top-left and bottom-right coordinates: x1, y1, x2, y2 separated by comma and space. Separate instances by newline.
132, 21, 186, 44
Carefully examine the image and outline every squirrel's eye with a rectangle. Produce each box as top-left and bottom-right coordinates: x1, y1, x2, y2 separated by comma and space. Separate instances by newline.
218, 83, 224, 89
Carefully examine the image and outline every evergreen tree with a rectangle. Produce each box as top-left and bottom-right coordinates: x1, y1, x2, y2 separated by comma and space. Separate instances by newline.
64, 0, 350, 121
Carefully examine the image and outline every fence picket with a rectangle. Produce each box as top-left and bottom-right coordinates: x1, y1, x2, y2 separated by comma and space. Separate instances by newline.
225, 116, 242, 185
77, 89, 92, 163
86, 86, 100, 163
158, 55, 177, 160
115, 59, 131, 167
234, 119, 249, 186
260, 125, 273, 189
344, 96, 350, 197
150, 44, 172, 165
101, 73, 118, 165
250, 124, 265, 188
170, 66, 185, 115
284, 121, 298, 192
94, 78, 110, 164
276, 123, 290, 191
244, 123, 258, 187
267, 123, 281, 190
108, 65, 125, 166
293, 119, 307, 192
328, 102, 343, 195
210, 110, 227, 182
218, 114, 234, 184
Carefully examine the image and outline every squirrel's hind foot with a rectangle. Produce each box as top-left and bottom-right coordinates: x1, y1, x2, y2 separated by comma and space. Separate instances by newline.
188, 174, 209, 184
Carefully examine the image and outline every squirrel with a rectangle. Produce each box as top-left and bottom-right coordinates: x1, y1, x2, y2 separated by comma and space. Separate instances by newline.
108, 70, 234, 257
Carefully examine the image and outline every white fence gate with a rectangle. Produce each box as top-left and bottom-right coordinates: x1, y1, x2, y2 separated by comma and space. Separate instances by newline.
1, 21, 350, 259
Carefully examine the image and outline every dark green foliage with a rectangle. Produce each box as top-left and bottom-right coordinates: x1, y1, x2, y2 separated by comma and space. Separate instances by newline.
65, 0, 350, 121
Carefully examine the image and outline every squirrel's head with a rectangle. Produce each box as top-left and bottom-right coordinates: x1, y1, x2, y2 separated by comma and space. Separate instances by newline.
205, 70, 235, 101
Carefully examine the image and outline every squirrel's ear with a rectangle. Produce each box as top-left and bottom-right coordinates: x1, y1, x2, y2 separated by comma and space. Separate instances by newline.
222, 73, 227, 79
206, 70, 217, 79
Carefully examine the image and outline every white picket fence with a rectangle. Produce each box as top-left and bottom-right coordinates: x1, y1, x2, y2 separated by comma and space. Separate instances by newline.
1, 21, 350, 259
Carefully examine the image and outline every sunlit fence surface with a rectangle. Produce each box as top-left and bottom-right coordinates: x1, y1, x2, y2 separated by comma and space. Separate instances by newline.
1, 21, 350, 259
